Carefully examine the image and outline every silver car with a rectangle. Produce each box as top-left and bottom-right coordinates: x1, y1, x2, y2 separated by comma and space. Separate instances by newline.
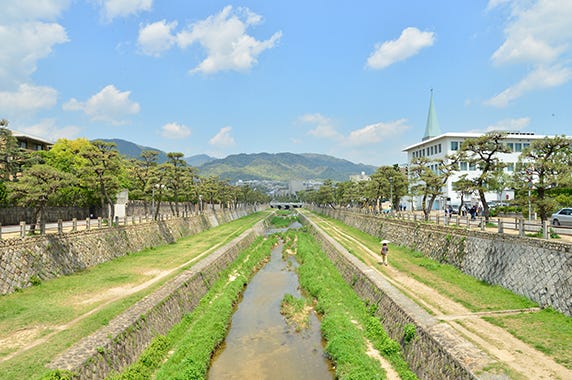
551, 208, 572, 226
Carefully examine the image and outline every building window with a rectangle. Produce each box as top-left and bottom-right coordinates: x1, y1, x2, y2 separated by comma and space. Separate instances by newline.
515, 143, 522, 152
460, 162, 468, 171
523, 143, 530, 149
438, 144, 442, 153
469, 163, 476, 171
507, 163, 514, 172
506, 142, 514, 151
19, 141, 27, 149
451, 141, 459, 151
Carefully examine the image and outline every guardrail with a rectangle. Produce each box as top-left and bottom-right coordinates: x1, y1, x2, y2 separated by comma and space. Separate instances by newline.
348, 208, 572, 240
0, 212, 196, 241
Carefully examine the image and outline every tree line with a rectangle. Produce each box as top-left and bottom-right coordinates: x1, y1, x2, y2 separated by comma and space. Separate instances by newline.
0, 126, 269, 231
299, 132, 572, 223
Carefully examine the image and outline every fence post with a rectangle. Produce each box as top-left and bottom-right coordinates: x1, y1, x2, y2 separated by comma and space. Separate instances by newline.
20, 221, 26, 238
0, 223, 2, 240
480, 217, 485, 231
414, 214, 417, 223
98, 217, 102, 229
497, 218, 503, 234
57, 219, 63, 235
519, 218, 525, 237
467, 216, 471, 228
543, 220, 549, 239
86, 218, 90, 231
72, 218, 77, 232
436, 215, 440, 225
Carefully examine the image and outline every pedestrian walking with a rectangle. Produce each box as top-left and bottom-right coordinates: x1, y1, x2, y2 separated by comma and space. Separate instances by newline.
379, 240, 390, 266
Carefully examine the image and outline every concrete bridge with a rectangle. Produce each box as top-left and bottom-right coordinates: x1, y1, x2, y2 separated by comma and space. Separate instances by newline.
269, 201, 303, 209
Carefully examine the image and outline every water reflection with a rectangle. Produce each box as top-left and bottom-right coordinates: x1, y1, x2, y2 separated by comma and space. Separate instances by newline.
208, 240, 333, 380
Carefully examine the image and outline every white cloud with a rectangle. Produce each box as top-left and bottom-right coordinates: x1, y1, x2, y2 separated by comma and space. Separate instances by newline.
2, 0, 70, 21
491, 0, 572, 66
367, 27, 435, 70
19, 118, 81, 140
138, 20, 178, 57
0, 21, 68, 87
0, 84, 58, 114
299, 113, 343, 140
486, 117, 531, 132
176, 6, 282, 74
209, 126, 236, 147
487, 0, 572, 105
485, 64, 571, 107
160, 122, 191, 139
63, 85, 140, 125
346, 119, 410, 146
100, 0, 153, 21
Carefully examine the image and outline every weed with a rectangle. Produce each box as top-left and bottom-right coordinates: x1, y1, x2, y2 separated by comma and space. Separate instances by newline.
403, 324, 417, 344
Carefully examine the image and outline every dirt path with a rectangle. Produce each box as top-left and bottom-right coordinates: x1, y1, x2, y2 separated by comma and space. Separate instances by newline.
310, 213, 572, 380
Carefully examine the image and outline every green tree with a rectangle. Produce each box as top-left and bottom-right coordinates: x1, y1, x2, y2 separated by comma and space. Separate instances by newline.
7, 164, 75, 233
367, 165, 408, 211
452, 174, 475, 215
126, 150, 160, 214
515, 135, 572, 222
79, 140, 123, 220
409, 156, 457, 220
42, 138, 95, 207
0, 123, 22, 182
316, 179, 336, 208
459, 131, 511, 221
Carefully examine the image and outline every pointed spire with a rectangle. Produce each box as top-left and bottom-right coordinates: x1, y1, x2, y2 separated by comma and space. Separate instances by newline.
422, 89, 441, 141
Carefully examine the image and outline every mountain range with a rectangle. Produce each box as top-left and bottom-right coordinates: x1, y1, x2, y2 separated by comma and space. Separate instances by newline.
101, 138, 377, 182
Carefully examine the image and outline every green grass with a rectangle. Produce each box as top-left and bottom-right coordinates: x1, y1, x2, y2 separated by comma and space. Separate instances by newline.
304, 210, 572, 371
0, 210, 270, 380
108, 235, 277, 380
287, 228, 417, 380
307, 211, 537, 313
484, 307, 572, 370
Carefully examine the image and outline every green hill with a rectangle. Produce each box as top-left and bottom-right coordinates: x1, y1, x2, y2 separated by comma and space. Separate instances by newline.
196, 152, 376, 181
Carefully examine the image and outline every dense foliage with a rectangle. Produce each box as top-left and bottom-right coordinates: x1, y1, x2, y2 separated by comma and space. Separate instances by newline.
0, 130, 269, 229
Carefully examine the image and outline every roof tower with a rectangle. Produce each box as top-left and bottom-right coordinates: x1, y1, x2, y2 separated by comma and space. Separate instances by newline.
422, 89, 441, 141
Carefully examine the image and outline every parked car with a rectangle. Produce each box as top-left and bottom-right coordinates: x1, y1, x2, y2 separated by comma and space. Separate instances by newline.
551, 208, 572, 226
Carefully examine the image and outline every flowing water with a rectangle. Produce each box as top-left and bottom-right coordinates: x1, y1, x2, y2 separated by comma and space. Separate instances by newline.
208, 239, 333, 379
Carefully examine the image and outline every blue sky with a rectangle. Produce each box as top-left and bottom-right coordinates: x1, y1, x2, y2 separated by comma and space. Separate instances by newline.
1, 0, 571, 166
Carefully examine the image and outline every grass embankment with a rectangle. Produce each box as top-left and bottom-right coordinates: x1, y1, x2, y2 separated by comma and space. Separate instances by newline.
269, 209, 299, 228
306, 211, 572, 370
0, 210, 269, 380
109, 235, 278, 380
284, 228, 417, 380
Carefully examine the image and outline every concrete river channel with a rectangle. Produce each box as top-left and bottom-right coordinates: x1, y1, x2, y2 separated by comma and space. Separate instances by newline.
208, 224, 334, 379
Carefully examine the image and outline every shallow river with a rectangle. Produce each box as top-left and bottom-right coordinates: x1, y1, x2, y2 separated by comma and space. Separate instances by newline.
208, 241, 333, 379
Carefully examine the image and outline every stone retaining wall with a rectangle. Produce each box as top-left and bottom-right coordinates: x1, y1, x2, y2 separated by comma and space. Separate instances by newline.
48, 220, 267, 379
310, 206, 572, 317
0, 207, 262, 295
300, 213, 485, 379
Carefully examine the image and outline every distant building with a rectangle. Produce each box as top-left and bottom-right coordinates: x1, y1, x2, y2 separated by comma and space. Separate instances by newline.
11, 130, 53, 152
349, 171, 370, 182
403, 92, 566, 210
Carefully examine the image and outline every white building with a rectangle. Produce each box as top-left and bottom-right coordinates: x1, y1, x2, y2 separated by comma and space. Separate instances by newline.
403, 92, 562, 211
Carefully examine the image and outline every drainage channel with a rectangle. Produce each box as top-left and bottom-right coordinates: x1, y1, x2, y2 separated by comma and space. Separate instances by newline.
208, 235, 334, 379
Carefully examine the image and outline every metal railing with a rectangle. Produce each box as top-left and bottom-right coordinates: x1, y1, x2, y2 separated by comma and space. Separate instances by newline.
0, 212, 197, 241
349, 208, 571, 240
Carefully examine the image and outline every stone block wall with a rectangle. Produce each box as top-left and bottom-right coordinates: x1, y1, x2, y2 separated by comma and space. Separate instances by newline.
301, 214, 483, 380
48, 220, 267, 379
310, 206, 572, 317
0, 207, 261, 295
